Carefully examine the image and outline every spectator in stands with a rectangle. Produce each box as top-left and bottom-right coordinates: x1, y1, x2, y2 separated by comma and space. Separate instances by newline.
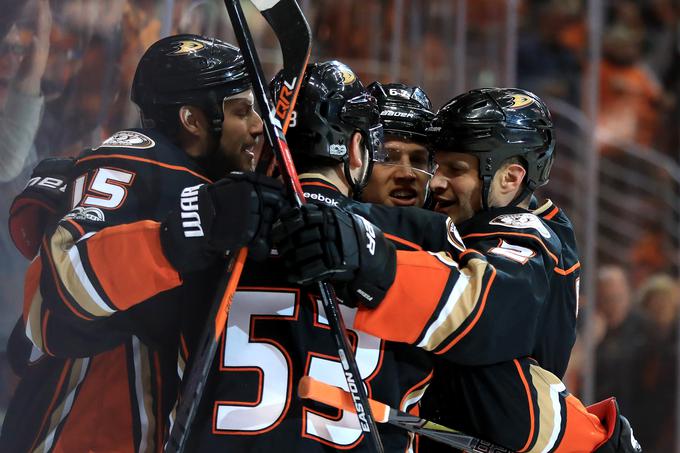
594, 265, 646, 415
596, 23, 666, 149
0, 0, 51, 182
631, 275, 679, 452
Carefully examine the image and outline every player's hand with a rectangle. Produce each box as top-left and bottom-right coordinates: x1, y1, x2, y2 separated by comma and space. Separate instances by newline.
272, 204, 396, 308
160, 171, 287, 273
590, 398, 642, 453
9, 157, 75, 259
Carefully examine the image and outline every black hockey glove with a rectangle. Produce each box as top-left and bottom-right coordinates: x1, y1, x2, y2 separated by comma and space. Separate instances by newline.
9, 157, 75, 259
272, 204, 396, 308
590, 398, 642, 453
161, 172, 287, 274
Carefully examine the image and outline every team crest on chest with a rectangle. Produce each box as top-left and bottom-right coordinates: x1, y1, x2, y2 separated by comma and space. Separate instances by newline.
95, 131, 155, 150
489, 213, 551, 239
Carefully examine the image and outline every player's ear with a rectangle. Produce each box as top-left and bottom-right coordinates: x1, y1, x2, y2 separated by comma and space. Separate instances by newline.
348, 131, 364, 170
502, 163, 526, 193
178, 105, 206, 137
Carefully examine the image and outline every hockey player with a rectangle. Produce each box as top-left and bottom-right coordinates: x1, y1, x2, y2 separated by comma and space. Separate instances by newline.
180, 59, 461, 452
0, 34, 287, 452
361, 82, 435, 208
275, 88, 641, 452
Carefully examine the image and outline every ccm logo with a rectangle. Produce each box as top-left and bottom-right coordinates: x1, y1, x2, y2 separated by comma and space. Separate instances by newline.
179, 184, 204, 238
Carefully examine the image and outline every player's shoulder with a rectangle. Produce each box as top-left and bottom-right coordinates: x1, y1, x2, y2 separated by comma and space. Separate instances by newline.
460, 205, 563, 257
349, 203, 455, 251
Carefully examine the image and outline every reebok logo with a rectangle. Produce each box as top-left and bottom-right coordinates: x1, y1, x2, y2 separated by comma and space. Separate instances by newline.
304, 192, 339, 207
358, 216, 376, 255
180, 184, 204, 237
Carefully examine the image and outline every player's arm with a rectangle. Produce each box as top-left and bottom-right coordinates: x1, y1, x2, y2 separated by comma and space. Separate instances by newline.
273, 203, 550, 365
25, 161, 285, 357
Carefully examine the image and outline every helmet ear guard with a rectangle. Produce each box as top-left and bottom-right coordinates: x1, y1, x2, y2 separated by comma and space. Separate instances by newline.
429, 88, 556, 209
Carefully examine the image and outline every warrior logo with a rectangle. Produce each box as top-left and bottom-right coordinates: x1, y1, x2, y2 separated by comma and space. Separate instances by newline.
179, 184, 204, 237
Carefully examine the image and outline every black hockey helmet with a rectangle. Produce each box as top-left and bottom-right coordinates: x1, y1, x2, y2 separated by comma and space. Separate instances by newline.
272, 60, 384, 198
429, 87, 555, 209
131, 34, 250, 136
367, 81, 434, 143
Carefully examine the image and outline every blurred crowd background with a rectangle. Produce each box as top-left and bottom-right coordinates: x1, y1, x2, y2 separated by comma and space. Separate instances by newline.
0, 0, 678, 451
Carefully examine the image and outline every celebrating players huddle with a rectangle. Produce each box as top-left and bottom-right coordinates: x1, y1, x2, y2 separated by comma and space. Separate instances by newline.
1, 33, 641, 453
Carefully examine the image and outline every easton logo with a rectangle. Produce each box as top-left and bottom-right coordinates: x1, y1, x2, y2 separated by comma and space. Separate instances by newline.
338, 349, 370, 431
179, 184, 204, 237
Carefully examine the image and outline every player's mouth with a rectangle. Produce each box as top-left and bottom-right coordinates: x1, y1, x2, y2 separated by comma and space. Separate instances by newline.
242, 143, 256, 159
434, 197, 456, 213
388, 188, 418, 206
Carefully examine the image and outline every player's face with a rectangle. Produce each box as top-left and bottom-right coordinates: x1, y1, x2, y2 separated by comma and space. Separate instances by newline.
362, 138, 432, 207
219, 91, 263, 172
430, 151, 482, 223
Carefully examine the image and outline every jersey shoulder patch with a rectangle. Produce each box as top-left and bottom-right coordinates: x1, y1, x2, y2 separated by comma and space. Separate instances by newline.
489, 212, 552, 239
93, 131, 156, 150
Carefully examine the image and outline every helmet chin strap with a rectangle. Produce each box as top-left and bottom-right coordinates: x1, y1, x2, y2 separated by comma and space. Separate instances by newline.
481, 175, 492, 210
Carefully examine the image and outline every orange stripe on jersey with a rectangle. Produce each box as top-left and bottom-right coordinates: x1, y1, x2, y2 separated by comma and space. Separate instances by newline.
85, 220, 181, 311
53, 347, 136, 453
513, 359, 535, 452
65, 218, 85, 237
354, 251, 449, 344
554, 261, 580, 276
78, 154, 212, 183
301, 181, 338, 191
384, 233, 423, 251
553, 394, 608, 452
543, 206, 559, 220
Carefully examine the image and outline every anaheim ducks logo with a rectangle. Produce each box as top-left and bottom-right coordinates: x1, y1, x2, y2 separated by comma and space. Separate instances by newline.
507, 94, 535, 109
167, 40, 205, 56
339, 68, 357, 85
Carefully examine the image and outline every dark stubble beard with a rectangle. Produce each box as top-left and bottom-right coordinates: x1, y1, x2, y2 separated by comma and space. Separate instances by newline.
197, 137, 251, 181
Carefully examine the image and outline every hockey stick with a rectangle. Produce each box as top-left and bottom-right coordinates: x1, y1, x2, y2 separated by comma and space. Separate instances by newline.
299, 377, 515, 453
224, 1, 385, 451
164, 2, 310, 452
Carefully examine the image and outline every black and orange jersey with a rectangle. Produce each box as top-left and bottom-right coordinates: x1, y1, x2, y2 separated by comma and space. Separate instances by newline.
2, 128, 218, 453
354, 201, 580, 377
351, 199, 589, 452
182, 177, 458, 452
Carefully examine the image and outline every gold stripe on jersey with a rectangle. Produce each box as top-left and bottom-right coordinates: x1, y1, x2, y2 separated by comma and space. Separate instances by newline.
26, 281, 45, 351
50, 226, 115, 318
33, 358, 89, 453
417, 258, 488, 351
527, 364, 566, 453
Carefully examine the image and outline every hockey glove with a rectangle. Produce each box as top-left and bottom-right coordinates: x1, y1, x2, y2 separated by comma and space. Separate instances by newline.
161, 171, 287, 274
590, 398, 642, 453
272, 204, 396, 308
9, 157, 75, 259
